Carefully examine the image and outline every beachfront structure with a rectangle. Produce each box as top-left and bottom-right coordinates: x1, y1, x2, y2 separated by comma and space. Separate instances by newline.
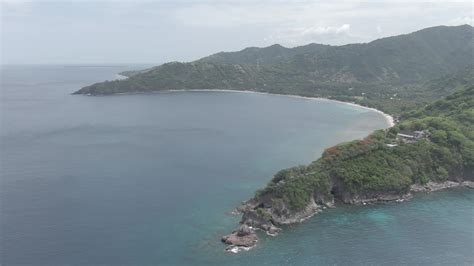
397, 130, 429, 143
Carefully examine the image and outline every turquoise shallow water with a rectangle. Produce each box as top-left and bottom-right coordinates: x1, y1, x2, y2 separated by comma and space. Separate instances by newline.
1, 65, 473, 265
212, 188, 474, 265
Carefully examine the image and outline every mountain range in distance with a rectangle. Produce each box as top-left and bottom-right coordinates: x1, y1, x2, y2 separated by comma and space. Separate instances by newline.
74, 24, 473, 115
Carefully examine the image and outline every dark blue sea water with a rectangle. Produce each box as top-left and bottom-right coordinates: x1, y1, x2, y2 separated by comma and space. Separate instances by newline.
1, 65, 473, 265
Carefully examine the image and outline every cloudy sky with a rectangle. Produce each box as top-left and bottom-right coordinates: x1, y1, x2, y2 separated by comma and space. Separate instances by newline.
1, 0, 473, 64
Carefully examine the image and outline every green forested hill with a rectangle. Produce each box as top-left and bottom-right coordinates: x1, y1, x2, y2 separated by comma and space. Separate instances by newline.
75, 25, 474, 115
197, 43, 329, 65
247, 86, 473, 219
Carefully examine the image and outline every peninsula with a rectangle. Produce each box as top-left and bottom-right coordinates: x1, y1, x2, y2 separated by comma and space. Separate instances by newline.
223, 86, 473, 251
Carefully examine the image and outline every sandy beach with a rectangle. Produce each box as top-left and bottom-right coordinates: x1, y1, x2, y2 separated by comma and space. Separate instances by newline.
166, 89, 396, 128
114, 74, 129, 80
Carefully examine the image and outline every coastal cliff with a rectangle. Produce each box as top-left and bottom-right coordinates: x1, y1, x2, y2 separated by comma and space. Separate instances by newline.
223, 87, 474, 250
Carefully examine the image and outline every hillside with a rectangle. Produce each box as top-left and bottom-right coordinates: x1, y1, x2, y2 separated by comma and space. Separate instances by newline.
74, 25, 474, 115
255, 86, 473, 207
222, 86, 474, 249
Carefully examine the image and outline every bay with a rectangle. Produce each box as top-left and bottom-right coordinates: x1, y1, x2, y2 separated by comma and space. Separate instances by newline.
1, 65, 472, 265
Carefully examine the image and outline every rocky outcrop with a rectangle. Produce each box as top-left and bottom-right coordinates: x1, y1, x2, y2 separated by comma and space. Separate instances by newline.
222, 179, 474, 252
221, 225, 258, 252
342, 191, 412, 204
410, 180, 474, 192
267, 196, 321, 225
329, 176, 411, 204
222, 193, 333, 251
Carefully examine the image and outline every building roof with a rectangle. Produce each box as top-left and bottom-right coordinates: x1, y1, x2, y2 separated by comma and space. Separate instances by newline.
397, 133, 415, 138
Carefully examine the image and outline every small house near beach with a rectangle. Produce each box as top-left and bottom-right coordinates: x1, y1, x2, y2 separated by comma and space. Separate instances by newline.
397, 130, 429, 143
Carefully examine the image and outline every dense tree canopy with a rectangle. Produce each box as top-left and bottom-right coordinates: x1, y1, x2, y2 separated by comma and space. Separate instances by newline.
256, 87, 473, 211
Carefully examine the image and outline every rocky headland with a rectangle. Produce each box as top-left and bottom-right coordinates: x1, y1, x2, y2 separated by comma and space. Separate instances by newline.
223, 180, 474, 252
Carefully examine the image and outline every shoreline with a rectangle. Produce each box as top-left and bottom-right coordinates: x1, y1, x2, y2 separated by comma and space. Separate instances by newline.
114, 74, 129, 80
227, 180, 474, 253
167, 89, 395, 127
103, 88, 395, 128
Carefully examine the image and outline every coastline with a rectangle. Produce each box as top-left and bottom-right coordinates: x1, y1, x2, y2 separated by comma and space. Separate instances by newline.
82, 86, 395, 128
75, 83, 473, 254
226, 180, 474, 253
165, 89, 396, 127
114, 74, 129, 80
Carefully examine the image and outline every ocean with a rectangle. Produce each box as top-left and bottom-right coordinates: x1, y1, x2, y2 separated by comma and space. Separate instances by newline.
1, 65, 472, 265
